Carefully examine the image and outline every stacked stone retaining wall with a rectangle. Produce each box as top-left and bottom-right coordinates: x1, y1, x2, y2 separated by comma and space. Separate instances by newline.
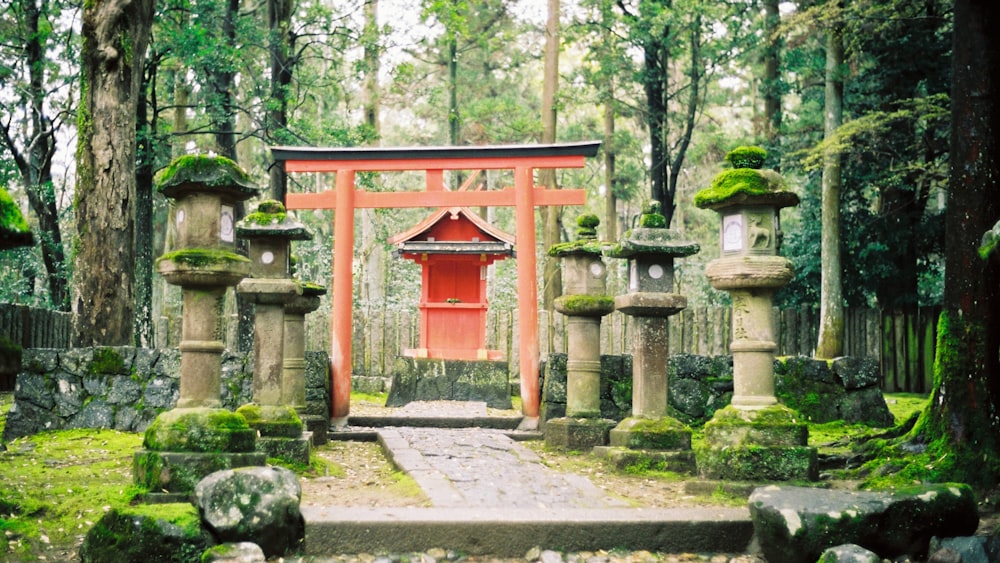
2, 347, 330, 441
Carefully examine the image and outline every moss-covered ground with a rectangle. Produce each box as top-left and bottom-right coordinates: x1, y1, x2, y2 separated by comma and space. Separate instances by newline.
0, 390, 949, 560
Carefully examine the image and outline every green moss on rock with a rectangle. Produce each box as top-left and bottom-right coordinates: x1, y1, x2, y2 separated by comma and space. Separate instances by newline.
155, 155, 258, 201
80, 503, 210, 563
553, 294, 616, 316
236, 404, 303, 438
156, 248, 250, 268
89, 347, 125, 375
725, 145, 767, 169
143, 408, 256, 453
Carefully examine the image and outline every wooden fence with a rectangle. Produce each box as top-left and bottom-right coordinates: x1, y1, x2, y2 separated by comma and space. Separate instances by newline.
0, 302, 939, 394
0, 304, 73, 349
305, 305, 939, 394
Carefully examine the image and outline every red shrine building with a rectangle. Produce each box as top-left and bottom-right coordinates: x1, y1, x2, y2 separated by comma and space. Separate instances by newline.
388, 207, 514, 361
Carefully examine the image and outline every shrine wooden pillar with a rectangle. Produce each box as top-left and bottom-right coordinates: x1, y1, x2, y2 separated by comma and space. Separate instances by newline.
332, 169, 355, 421
514, 165, 540, 418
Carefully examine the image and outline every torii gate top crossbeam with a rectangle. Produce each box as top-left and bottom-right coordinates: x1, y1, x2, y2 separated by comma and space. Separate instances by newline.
272, 141, 601, 424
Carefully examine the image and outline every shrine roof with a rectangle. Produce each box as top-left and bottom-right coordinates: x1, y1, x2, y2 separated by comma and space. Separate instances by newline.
388, 207, 515, 254
271, 141, 600, 165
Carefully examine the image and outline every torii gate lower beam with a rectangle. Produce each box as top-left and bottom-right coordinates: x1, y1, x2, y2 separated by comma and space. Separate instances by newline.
271, 142, 600, 426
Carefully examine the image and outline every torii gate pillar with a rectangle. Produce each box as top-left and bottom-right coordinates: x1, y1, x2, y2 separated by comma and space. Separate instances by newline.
272, 142, 601, 427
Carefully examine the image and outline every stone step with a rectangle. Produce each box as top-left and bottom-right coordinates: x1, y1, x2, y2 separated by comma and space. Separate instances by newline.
301, 506, 754, 557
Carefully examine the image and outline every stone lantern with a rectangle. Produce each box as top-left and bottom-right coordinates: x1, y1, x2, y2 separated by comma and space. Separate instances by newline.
235, 200, 313, 464
544, 214, 617, 450
600, 202, 699, 463
283, 280, 327, 444
693, 146, 817, 481
135, 155, 264, 498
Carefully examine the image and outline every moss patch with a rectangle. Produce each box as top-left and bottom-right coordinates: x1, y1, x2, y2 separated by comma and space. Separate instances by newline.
236, 404, 303, 438
155, 155, 257, 200
0, 187, 33, 250
89, 347, 125, 376
156, 248, 250, 268
80, 503, 210, 563
143, 408, 255, 453
553, 294, 616, 316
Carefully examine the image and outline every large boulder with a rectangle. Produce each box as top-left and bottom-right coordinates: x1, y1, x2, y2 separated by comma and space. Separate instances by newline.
748, 484, 979, 563
80, 503, 212, 563
195, 466, 304, 558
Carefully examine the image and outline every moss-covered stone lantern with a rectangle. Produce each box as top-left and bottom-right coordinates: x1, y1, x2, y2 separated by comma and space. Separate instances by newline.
692, 146, 817, 481
598, 202, 699, 467
544, 214, 616, 450
283, 280, 327, 444
136, 155, 264, 499
235, 200, 312, 464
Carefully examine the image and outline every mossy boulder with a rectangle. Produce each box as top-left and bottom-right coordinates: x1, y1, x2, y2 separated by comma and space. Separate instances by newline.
143, 408, 256, 453
609, 416, 693, 450
155, 155, 258, 201
80, 503, 212, 563
0, 187, 33, 250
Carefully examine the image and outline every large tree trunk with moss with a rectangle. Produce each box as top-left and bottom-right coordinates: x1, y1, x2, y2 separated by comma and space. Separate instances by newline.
74, 0, 154, 346
912, 0, 1000, 489
816, 11, 845, 359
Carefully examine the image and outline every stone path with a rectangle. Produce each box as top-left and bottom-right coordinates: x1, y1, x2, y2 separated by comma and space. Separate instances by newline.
380, 426, 628, 509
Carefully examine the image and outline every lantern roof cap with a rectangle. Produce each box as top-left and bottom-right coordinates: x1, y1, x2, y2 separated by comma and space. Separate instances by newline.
156, 155, 259, 201
694, 146, 798, 210
605, 228, 700, 259
236, 200, 312, 240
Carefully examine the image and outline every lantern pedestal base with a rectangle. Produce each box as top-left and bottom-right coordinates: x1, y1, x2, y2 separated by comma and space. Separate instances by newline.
695, 405, 817, 481
543, 417, 615, 450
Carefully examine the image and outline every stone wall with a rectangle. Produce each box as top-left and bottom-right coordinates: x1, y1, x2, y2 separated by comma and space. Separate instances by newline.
540, 353, 895, 427
2, 347, 331, 441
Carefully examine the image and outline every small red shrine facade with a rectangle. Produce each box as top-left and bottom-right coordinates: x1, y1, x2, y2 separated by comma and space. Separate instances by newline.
389, 207, 514, 360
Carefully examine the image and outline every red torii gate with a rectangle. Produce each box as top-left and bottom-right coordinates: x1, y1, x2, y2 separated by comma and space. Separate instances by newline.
271, 141, 601, 426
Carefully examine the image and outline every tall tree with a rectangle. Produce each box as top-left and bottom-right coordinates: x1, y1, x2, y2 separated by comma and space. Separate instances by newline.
909, 0, 1000, 489
541, 0, 562, 311
74, 0, 155, 345
0, 0, 74, 310
761, 0, 782, 149
816, 0, 845, 359
267, 0, 295, 201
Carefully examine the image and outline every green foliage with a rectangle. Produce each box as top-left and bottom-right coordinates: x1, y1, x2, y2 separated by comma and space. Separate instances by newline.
980, 219, 1000, 260
0, 188, 32, 246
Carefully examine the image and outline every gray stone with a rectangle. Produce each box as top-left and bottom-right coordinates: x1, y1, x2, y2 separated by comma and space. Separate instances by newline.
58, 348, 93, 376
52, 372, 84, 416
23, 348, 58, 373
833, 356, 880, 389
201, 542, 267, 563
68, 399, 114, 429
542, 354, 568, 403
107, 375, 143, 404
540, 549, 565, 563
778, 356, 838, 384
82, 375, 109, 397
151, 348, 181, 379
670, 378, 709, 418
817, 544, 882, 563
195, 466, 304, 558
144, 376, 179, 408
748, 484, 979, 563
387, 358, 512, 409
838, 387, 896, 427
132, 347, 161, 377
669, 353, 715, 380
931, 536, 997, 563
14, 372, 54, 409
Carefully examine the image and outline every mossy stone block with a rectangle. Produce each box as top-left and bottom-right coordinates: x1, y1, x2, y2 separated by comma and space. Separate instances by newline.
236, 404, 304, 438
695, 444, 818, 481
143, 408, 256, 453
609, 416, 693, 450
544, 417, 615, 450
133, 450, 266, 493
256, 435, 311, 465
702, 405, 809, 448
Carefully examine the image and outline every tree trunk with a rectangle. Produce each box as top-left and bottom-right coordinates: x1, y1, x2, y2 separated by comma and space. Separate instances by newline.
816, 12, 845, 359
541, 0, 561, 312
913, 0, 1000, 489
762, 0, 782, 151
75, 0, 154, 346
134, 60, 156, 347
360, 0, 385, 309
267, 0, 294, 202
604, 96, 616, 240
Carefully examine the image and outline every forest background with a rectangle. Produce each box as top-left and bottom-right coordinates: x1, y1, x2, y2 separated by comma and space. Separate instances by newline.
1, 0, 998, 488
